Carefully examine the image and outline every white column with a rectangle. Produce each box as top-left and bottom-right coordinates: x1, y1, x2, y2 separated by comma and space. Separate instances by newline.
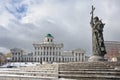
51, 57, 53, 63
80, 53, 82, 61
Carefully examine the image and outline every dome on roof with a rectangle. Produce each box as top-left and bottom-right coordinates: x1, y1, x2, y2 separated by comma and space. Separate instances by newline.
46, 34, 53, 38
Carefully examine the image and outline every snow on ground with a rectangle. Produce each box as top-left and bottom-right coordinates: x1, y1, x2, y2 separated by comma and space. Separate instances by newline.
0, 62, 40, 68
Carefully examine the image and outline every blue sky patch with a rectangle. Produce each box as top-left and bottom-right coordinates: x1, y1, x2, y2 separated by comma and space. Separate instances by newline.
5, 0, 28, 19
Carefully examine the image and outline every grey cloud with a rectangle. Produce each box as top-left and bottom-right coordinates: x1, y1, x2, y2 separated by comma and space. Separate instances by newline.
0, 0, 120, 55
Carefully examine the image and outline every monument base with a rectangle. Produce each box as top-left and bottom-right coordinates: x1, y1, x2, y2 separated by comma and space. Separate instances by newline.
88, 55, 106, 62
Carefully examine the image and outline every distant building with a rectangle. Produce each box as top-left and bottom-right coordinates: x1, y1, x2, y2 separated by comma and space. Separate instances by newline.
10, 48, 26, 62
61, 49, 85, 62
0, 53, 6, 65
10, 34, 86, 63
105, 41, 120, 61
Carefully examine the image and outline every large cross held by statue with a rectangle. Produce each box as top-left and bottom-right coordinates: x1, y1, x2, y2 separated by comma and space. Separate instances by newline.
90, 5, 95, 24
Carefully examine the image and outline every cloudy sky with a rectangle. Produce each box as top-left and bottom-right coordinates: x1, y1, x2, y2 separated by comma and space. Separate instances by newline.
0, 0, 120, 55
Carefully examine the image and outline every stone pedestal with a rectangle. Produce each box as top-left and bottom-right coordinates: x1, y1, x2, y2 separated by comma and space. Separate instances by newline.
88, 55, 106, 62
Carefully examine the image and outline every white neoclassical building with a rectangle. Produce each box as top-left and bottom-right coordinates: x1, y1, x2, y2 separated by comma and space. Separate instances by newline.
10, 48, 25, 62
32, 34, 63, 63
10, 34, 86, 63
61, 49, 85, 62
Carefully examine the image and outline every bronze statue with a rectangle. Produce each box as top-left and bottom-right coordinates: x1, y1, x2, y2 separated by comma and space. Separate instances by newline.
90, 5, 106, 58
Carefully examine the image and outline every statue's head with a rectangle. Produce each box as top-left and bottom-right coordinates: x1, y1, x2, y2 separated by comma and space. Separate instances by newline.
94, 16, 99, 23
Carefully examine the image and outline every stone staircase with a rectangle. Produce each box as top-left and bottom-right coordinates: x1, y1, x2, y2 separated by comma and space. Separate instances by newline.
0, 64, 58, 80
1, 62, 120, 80
58, 62, 120, 80
20, 64, 58, 77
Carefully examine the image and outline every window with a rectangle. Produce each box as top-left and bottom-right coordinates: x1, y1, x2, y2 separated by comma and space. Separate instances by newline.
44, 47, 46, 50
48, 39, 49, 42
46, 57, 48, 62
76, 53, 77, 56
15, 57, 17, 61
38, 58, 39, 62
27, 58, 28, 61
59, 58, 61, 62
56, 52, 57, 56
47, 52, 48, 55
59, 52, 61, 56
21, 58, 23, 61
19, 57, 20, 61
18, 52, 20, 55
12, 57, 14, 60
44, 52, 45, 55
40, 58, 42, 61
43, 57, 45, 61
56, 58, 57, 62
76, 58, 77, 61
53, 57, 54, 61
31, 53, 33, 56
50, 47, 52, 50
